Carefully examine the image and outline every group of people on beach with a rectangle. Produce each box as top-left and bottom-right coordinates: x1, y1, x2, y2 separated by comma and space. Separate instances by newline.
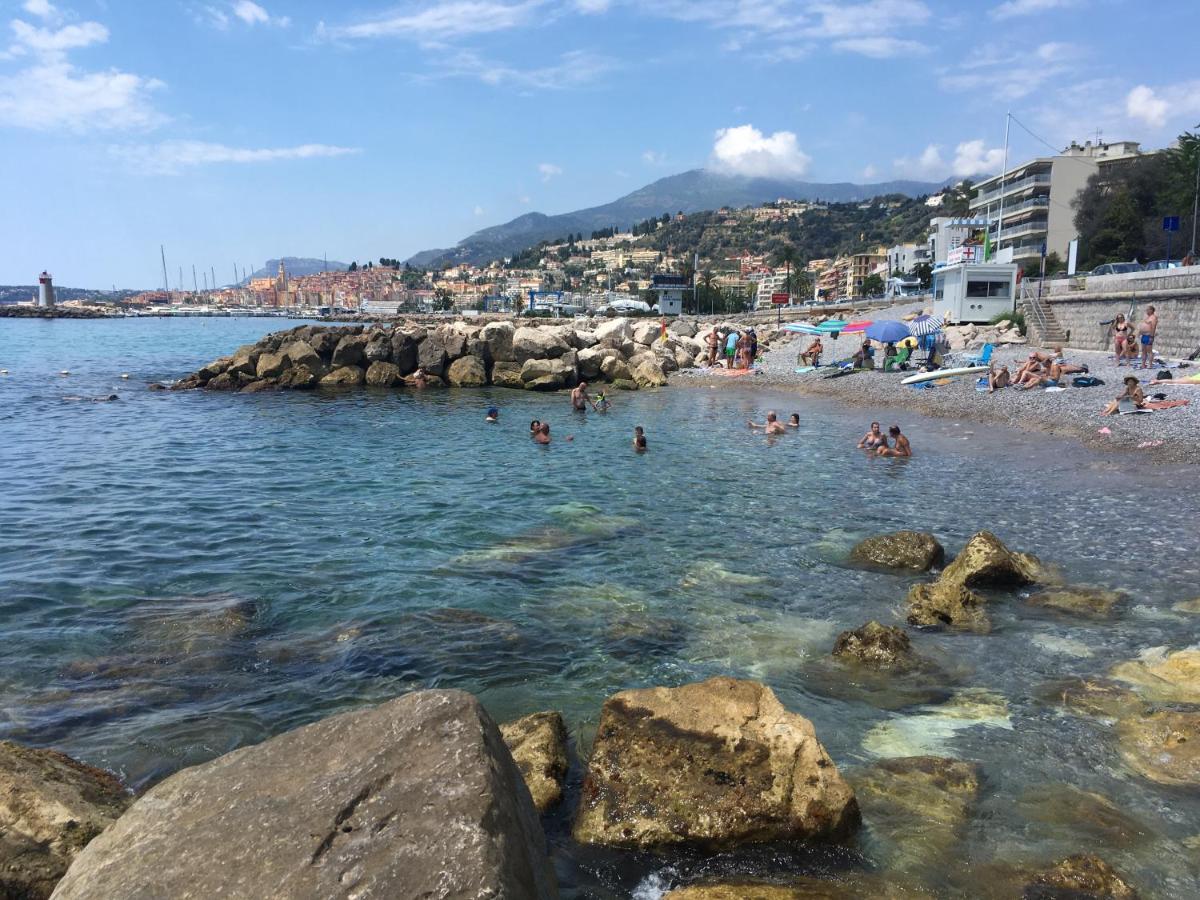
746, 410, 912, 457
1110, 306, 1158, 368
986, 345, 1089, 393
706, 327, 758, 369
490, 381, 647, 451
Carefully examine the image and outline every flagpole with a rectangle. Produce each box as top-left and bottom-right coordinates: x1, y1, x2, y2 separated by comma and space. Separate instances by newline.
995, 111, 1011, 261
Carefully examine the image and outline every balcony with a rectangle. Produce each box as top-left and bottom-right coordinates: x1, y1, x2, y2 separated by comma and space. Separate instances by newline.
973, 173, 1052, 205
997, 220, 1049, 242
995, 196, 1050, 218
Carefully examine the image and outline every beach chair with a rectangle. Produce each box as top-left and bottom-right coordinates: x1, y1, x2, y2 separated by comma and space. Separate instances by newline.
964, 343, 994, 367
883, 347, 911, 372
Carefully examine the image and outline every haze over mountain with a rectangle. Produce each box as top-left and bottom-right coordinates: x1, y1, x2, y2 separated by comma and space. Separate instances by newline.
407, 169, 960, 269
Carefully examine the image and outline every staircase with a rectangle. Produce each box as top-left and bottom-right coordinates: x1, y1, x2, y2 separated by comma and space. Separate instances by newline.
1020, 282, 1069, 346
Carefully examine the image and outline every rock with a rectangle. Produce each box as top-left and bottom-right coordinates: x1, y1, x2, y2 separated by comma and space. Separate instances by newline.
331, 334, 368, 368
447, 355, 488, 387
282, 340, 324, 376
205, 370, 247, 391
481, 321, 516, 362
593, 317, 632, 347
849, 531, 945, 572
310, 330, 340, 357
499, 712, 568, 813
512, 327, 570, 363
655, 348, 679, 373
632, 320, 661, 345
906, 581, 989, 633
254, 350, 290, 379
611, 378, 639, 391
572, 676, 859, 850
1172, 597, 1200, 614
390, 332, 418, 374
576, 346, 605, 380
0, 741, 129, 900
226, 345, 260, 376
1028, 586, 1126, 619
940, 531, 1046, 588
1036, 678, 1145, 721
490, 361, 524, 389
240, 379, 275, 393
1116, 710, 1200, 785
572, 330, 598, 348
1024, 854, 1138, 899
440, 327, 468, 360
320, 365, 365, 386
521, 357, 575, 390
50, 691, 556, 900
664, 876, 933, 899
364, 361, 401, 387
663, 886, 805, 900
674, 348, 695, 369
832, 622, 916, 669
599, 355, 632, 382
668, 319, 698, 337
1110, 647, 1200, 703
363, 337, 392, 364
417, 334, 449, 377
631, 357, 668, 388
850, 756, 980, 875
1015, 783, 1151, 849
277, 364, 318, 389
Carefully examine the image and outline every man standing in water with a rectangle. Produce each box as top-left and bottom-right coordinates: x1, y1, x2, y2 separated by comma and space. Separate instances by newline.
877, 425, 911, 457
748, 411, 787, 435
571, 382, 596, 412
1138, 305, 1158, 369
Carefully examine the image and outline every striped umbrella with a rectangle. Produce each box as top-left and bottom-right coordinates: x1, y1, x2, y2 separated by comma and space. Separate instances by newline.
908, 314, 945, 337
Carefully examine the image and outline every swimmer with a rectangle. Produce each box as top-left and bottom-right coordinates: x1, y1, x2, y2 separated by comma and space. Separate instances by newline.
787, 413, 800, 428
633, 425, 647, 451
857, 421, 887, 450
485, 407, 499, 423
534, 422, 551, 444
748, 411, 786, 435
571, 381, 596, 411
530, 419, 541, 435
876, 425, 911, 457
595, 391, 610, 412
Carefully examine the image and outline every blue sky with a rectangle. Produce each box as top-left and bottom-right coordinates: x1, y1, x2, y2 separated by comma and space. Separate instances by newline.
2, 0, 1199, 287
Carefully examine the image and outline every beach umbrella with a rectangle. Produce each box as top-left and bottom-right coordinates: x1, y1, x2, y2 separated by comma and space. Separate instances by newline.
816, 319, 847, 332
841, 320, 872, 333
908, 314, 945, 337
784, 322, 822, 335
864, 320, 910, 343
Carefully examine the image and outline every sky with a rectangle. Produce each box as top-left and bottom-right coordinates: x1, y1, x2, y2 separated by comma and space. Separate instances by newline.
2, 0, 1199, 288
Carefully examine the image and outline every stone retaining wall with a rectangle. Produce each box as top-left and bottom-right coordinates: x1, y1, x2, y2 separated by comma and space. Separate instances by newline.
1047, 293, 1200, 356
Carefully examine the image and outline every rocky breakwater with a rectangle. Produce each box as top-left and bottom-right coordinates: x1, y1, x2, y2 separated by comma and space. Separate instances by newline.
173, 317, 716, 394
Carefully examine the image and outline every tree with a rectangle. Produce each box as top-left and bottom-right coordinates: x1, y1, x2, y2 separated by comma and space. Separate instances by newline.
911, 261, 933, 289
433, 287, 453, 311
862, 273, 885, 296
348, 261, 358, 272
1088, 187, 1144, 265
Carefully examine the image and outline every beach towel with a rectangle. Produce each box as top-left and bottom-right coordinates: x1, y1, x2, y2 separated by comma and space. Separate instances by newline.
1044, 386, 1067, 393
709, 368, 757, 377
1143, 399, 1189, 411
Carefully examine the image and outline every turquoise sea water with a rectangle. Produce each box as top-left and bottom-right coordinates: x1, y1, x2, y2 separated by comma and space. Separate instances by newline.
2, 317, 1199, 897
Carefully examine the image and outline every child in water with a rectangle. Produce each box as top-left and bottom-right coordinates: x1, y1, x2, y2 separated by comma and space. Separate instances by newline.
594, 391, 610, 412
485, 407, 499, 423
633, 426, 647, 451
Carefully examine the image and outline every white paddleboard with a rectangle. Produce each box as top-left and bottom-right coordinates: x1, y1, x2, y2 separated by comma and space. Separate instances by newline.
901, 366, 990, 386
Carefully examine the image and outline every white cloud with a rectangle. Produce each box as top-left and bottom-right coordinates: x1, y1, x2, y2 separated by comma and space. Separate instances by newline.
806, 0, 930, 37
710, 124, 811, 178
22, 0, 57, 20
474, 204, 485, 216
862, 163, 879, 179
320, 1, 543, 41
232, 2, 289, 27
991, 0, 1079, 20
538, 161, 562, 181
0, 10, 164, 131
110, 140, 360, 175
1126, 85, 1168, 129
894, 139, 1004, 179
938, 41, 1076, 102
438, 48, 614, 90
642, 149, 666, 165
893, 144, 945, 179
833, 36, 926, 58
574, 0, 610, 11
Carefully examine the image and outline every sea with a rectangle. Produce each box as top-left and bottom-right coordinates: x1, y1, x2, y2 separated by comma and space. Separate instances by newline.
1, 316, 1198, 897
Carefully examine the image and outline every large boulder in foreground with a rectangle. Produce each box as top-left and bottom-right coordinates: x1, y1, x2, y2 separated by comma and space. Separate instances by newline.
572, 677, 859, 850
446, 355, 487, 387
512, 327, 569, 363
1024, 854, 1139, 899
364, 360, 401, 387
51, 691, 557, 900
940, 531, 1047, 588
849, 531, 944, 571
0, 741, 130, 900
500, 712, 568, 813
1116, 710, 1200, 786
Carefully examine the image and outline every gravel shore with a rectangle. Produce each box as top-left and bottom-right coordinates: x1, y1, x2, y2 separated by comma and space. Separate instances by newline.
676, 312, 1199, 466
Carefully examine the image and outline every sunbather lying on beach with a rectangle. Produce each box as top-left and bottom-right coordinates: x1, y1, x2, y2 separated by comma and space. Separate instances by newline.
1102, 376, 1147, 416
1050, 345, 1088, 377
857, 421, 887, 450
748, 411, 787, 434
988, 364, 1011, 392
877, 425, 911, 457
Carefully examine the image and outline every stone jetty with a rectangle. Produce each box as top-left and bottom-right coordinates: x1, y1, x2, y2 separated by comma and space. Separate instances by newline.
174, 317, 726, 393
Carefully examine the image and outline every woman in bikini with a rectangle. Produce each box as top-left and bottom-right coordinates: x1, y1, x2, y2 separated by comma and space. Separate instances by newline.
1112, 314, 1132, 365
857, 422, 888, 450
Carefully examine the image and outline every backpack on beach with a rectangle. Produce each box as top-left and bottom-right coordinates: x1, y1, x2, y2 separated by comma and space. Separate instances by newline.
1072, 376, 1104, 387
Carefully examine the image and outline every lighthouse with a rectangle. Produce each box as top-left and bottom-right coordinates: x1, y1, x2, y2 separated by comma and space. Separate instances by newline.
37, 271, 55, 308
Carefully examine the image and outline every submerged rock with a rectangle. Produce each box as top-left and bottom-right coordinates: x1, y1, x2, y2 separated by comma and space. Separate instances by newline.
832, 621, 916, 669
1035, 678, 1146, 722
849, 531, 944, 571
1116, 710, 1200, 786
664, 878, 933, 900
940, 531, 1048, 589
0, 742, 129, 900
1172, 597, 1200, 614
50, 691, 557, 900
1028, 586, 1127, 619
572, 677, 859, 850
1110, 647, 1200, 703
1023, 854, 1139, 899
1015, 783, 1152, 849
906, 581, 989, 633
850, 756, 980, 875
500, 712, 568, 814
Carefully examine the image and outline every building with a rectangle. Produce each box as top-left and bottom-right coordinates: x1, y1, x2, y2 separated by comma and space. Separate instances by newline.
753, 271, 789, 309
928, 217, 989, 265
886, 243, 932, 276
843, 251, 886, 298
646, 274, 689, 315
968, 139, 1147, 269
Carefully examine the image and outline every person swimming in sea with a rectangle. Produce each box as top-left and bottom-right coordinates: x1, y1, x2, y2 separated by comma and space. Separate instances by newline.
485, 407, 499, 423
748, 411, 786, 435
787, 413, 800, 428
530, 419, 541, 435
534, 422, 551, 444
633, 426, 647, 451
594, 391, 610, 412
857, 421, 887, 450
876, 425, 911, 457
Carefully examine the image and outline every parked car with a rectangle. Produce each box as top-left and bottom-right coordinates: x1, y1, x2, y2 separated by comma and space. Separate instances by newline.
1089, 262, 1143, 276
1143, 260, 1179, 270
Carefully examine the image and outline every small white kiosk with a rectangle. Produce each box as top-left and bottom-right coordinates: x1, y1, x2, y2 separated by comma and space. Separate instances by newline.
931, 248, 1018, 324
646, 274, 688, 316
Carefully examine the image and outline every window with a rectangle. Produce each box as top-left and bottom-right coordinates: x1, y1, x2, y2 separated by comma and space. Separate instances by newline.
966, 279, 1011, 298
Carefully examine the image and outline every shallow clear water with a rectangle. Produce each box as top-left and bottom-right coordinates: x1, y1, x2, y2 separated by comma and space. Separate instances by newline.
2, 318, 1198, 897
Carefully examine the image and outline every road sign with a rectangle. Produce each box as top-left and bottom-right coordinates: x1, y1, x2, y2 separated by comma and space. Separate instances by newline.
770, 292, 790, 305
1164, 216, 1181, 232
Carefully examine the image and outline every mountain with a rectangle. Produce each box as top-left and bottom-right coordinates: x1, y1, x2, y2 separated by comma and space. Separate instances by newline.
243, 257, 348, 284
407, 169, 957, 268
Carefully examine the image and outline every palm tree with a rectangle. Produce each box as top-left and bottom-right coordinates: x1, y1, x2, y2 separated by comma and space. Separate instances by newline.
777, 245, 798, 305
700, 269, 716, 315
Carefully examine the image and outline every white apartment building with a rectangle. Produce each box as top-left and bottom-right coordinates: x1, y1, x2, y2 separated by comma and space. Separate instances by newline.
887, 242, 932, 275
968, 139, 1146, 269
928, 217, 990, 265
753, 271, 790, 309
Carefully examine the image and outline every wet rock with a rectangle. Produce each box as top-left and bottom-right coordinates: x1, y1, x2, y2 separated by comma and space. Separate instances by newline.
1035, 678, 1146, 721
1015, 784, 1151, 849
832, 621, 916, 669
1110, 647, 1200, 703
50, 691, 557, 900
330, 333, 368, 368
611, 377, 639, 390
0, 742, 130, 900
1173, 597, 1200, 614
1028, 586, 1126, 619
861, 689, 1011, 758
240, 379, 275, 393
572, 676, 859, 850
363, 336, 392, 364
500, 712, 568, 813
849, 531, 944, 571
603, 614, 685, 661
850, 756, 980, 875
417, 334, 448, 377
447, 355, 487, 387
906, 581, 989, 633
664, 876, 934, 899
226, 345, 260, 376
205, 370, 246, 391
664, 885, 806, 899
490, 361, 524, 389
364, 360, 401, 387
599, 354, 633, 382
320, 365, 366, 386
1116, 710, 1200, 786
276, 364, 318, 389
940, 531, 1047, 588
1023, 854, 1138, 899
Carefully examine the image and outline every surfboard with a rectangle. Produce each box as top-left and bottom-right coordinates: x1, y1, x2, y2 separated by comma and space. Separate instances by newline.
900, 366, 989, 386
794, 366, 816, 374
